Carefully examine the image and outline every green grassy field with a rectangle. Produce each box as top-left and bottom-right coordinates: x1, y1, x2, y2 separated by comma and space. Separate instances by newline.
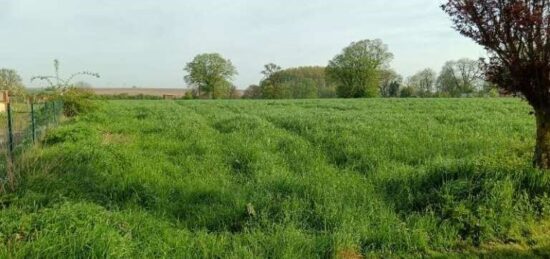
2, 99, 550, 258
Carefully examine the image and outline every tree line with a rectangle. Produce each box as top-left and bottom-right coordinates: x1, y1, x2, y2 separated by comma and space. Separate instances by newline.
1, 41, 496, 100
182, 39, 498, 99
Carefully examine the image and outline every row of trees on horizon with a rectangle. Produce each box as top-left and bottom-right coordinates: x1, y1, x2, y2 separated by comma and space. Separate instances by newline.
0, 39, 496, 99
182, 39, 499, 100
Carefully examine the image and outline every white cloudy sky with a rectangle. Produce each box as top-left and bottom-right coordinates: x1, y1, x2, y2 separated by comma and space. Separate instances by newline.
0, 0, 485, 89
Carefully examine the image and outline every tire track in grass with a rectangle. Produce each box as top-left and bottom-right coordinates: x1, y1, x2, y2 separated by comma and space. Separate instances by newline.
175, 101, 423, 253
253, 100, 502, 176
145, 102, 256, 233
177, 102, 346, 256
178, 102, 348, 230
249, 103, 375, 175
55, 101, 250, 233
247, 100, 542, 253
240, 101, 464, 253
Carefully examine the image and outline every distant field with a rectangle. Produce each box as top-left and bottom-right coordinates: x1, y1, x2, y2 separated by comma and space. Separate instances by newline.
92, 88, 188, 97
3, 99, 550, 258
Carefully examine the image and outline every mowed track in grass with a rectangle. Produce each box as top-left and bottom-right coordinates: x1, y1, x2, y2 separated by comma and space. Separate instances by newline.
2, 99, 550, 257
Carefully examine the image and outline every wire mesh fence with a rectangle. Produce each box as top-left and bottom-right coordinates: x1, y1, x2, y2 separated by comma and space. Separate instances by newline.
0, 92, 63, 189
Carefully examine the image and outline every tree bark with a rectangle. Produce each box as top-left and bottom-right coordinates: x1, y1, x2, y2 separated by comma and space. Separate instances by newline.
534, 111, 550, 169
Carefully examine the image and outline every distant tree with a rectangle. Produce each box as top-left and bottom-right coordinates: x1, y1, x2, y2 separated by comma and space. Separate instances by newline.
379, 69, 402, 97
261, 81, 292, 99
436, 59, 483, 97
242, 84, 262, 99
261, 63, 282, 80
290, 78, 318, 99
0, 68, 26, 96
480, 82, 500, 97
388, 81, 401, 97
184, 53, 237, 99
228, 85, 241, 99
443, 0, 550, 168
260, 66, 333, 99
408, 69, 437, 97
327, 39, 394, 98
259, 63, 285, 99
183, 91, 194, 100
400, 86, 417, 98
213, 81, 233, 99
284, 66, 335, 98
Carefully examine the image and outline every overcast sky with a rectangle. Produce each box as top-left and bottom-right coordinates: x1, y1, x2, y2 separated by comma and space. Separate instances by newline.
0, 0, 485, 89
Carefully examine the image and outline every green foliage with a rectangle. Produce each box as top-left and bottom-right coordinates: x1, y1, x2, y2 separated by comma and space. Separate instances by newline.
261, 81, 292, 99
400, 86, 417, 98
261, 63, 282, 79
327, 39, 393, 98
242, 85, 262, 99
487, 88, 500, 97
183, 91, 194, 100
29, 59, 99, 117
3, 99, 550, 257
407, 68, 437, 97
437, 59, 484, 97
0, 69, 27, 96
184, 53, 237, 99
260, 66, 335, 99
289, 78, 317, 99
228, 85, 241, 99
379, 69, 402, 97
387, 81, 401, 97
60, 87, 97, 117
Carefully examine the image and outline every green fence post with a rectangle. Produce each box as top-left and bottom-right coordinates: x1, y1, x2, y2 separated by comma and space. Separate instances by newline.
52, 102, 58, 124
48, 101, 53, 125
30, 100, 36, 144
48, 102, 52, 123
7, 102, 14, 157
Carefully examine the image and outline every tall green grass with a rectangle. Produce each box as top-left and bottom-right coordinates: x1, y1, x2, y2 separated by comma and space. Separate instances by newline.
2, 98, 550, 257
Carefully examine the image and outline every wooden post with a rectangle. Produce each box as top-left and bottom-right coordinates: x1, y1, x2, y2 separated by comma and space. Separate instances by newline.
1, 91, 8, 113
2, 91, 8, 104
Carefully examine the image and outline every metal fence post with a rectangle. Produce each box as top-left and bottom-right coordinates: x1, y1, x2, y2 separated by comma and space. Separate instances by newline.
30, 100, 36, 144
47, 101, 51, 123
48, 101, 52, 126
7, 102, 14, 157
52, 101, 58, 124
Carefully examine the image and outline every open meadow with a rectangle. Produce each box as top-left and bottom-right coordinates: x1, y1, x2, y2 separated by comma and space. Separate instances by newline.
2, 98, 550, 257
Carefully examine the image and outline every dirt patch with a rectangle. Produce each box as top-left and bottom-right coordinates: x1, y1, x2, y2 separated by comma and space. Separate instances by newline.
337, 249, 363, 259
102, 133, 131, 145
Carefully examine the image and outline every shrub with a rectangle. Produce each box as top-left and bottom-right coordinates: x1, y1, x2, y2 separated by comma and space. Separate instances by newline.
61, 87, 97, 117
183, 91, 194, 100
400, 86, 416, 98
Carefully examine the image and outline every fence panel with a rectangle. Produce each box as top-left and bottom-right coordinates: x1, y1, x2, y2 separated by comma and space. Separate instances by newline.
0, 93, 63, 189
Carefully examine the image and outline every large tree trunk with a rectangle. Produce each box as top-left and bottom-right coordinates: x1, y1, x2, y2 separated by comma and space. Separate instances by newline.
534, 111, 550, 169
